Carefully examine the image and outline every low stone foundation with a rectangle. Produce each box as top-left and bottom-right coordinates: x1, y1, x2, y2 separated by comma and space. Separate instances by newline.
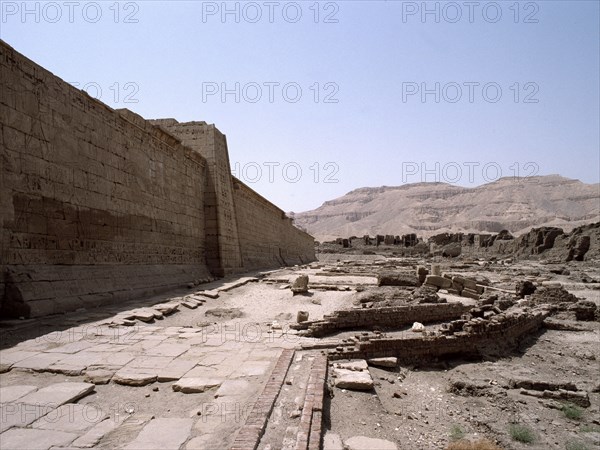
295, 303, 472, 337
328, 307, 549, 361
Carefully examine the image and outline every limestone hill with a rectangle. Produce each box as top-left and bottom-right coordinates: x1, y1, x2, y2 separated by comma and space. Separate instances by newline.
294, 175, 600, 242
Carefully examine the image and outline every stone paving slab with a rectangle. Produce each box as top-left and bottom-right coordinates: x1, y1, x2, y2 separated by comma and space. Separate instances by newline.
43, 340, 97, 354
0, 403, 53, 433
71, 417, 123, 448
150, 343, 190, 357
0, 351, 43, 371
47, 352, 104, 375
112, 368, 157, 386
11, 353, 68, 371
0, 385, 38, 404
123, 418, 193, 450
18, 382, 95, 407
214, 379, 251, 398
156, 359, 197, 382
0, 427, 79, 450
31, 403, 107, 432
126, 355, 174, 369
172, 378, 222, 394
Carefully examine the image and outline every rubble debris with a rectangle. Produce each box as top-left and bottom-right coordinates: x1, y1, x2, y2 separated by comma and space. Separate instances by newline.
291, 275, 309, 295
516, 280, 537, 298
377, 272, 419, 287
297, 311, 309, 323
411, 322, 425, 332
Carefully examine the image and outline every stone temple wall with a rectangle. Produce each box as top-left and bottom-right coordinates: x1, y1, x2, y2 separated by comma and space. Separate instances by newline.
232, 178, 316, 269
0, 40, 315, 318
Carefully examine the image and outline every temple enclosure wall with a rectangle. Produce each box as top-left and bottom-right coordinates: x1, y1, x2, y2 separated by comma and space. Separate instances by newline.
0, 41, 315, 318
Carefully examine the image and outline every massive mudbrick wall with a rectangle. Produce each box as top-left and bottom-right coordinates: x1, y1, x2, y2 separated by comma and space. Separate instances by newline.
0, 41, 315, 318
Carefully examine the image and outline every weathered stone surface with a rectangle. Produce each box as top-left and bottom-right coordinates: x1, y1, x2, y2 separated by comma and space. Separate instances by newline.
0, 385, 38, 404
156, 359, 197, 382
416, 266, 429, 284
367, 357, 398, 368
323, 431, 345, 450
19, 382, 95, 406
11, 353, 67, 371
377, 272, 419, 287
425, 275, 452, 289
334, 360, 368, 371
154, 302, 180, 315
411, 322, 425, 332
334, 369, 373, 390
123, 418, 194, 450
205, 308, 244, 319
84, 369, 114, 385
291, 275, 309, 294
441, 242, 462, 257
0, 42, 314, 320
71, 417, 123, 448
297, 310, 309, 323
172, 378, 222, 393
516, 280, 536, 298
214, 379, 251, 398
345, 436, 398, 450
113, 369, 157, 386
0, 403, 51, 432
32, 404, 106, 432
181, 300, 199, 309
194, 290, 219, 299
0, 428, 79, 450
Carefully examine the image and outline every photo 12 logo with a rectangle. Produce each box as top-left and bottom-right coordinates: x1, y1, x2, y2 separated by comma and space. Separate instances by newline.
201, 81, 339, 104
402, 82, 539, 104
399, 1, 540, 24
1, 1, 140, 24
401, 161, 540, 184
200, 1, 339, 24
69, 81, 140, 104
231, 161, 340, 184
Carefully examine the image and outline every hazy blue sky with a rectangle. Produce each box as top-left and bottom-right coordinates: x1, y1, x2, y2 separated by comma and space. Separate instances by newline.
1, 1, 598, 212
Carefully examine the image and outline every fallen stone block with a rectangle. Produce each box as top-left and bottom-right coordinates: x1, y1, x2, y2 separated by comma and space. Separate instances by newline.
172, 378, 221, 394
377, 272, 419, 287
297, 311, 309, 323
154, 302, 180, 315
180, 300, 199, 309
411, 322, 425, 332
291, 275, 309, 294
334, 360, 368, 371
194, 290, 219, 299
461, 288, 481, 300
19, 382, 95, 406
425, 275, 452, 289
84, 369, 114, 385
368, 357, 398, 368
113, 369, 157, 386
334, 369, 373, 390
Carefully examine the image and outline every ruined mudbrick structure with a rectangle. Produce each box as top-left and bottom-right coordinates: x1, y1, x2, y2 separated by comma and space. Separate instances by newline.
0, 41, 315, 318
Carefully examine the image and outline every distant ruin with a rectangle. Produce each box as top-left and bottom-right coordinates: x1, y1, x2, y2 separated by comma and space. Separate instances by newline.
0, 41, 315, 318
320, 222, 600, 261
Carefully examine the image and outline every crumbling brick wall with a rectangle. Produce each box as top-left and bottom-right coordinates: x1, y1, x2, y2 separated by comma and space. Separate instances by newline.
301, 303, 471, 337
328, 308, 549, 361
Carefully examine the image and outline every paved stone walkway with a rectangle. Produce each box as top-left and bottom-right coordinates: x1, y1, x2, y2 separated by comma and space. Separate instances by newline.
0, 292, 302, 449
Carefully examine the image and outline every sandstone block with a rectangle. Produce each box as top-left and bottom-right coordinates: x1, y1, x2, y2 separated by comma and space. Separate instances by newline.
425, 275, 452, 289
